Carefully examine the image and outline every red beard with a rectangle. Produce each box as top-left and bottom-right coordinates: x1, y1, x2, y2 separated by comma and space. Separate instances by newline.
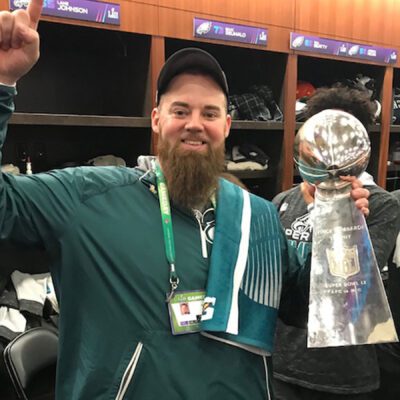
157, 137, 225, 209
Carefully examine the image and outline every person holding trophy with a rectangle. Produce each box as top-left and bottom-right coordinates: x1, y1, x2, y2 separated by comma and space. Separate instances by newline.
272, 86, 400, 400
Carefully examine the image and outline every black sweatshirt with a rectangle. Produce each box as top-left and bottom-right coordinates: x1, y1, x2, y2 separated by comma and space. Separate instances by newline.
272, 181, 400, 394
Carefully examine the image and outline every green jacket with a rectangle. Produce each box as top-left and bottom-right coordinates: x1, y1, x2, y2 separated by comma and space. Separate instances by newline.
1, 86, 285, 399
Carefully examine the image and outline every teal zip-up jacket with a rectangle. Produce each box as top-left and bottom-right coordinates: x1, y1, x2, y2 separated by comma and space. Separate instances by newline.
0, 86, 308, 399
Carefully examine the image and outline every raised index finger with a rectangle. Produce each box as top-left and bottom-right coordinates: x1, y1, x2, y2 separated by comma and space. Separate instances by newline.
27, 0, 43, 30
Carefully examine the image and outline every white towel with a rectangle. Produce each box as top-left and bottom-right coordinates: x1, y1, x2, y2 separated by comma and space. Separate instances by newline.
0, 307, 26, 339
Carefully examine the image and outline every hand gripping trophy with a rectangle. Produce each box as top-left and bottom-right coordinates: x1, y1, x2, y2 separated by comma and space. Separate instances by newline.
295, 109, 398, 348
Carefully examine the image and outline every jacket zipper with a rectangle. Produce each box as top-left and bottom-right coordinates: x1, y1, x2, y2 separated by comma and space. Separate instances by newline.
144, 175, 210, 260
263, 356, 272, 400
115, 342, 143, 400
193, 209, 208, 258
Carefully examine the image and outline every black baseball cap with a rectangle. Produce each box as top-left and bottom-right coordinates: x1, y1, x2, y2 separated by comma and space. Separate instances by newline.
156, 47, 229, 105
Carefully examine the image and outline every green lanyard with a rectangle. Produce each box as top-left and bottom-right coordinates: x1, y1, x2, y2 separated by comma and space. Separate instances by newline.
152, 160, 179, 302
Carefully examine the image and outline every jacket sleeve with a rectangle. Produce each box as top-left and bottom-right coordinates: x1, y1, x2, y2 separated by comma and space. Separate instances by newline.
366, 188, 400, 269
0, 85, 83, 249
278, 226, 311, 328
271, 190, 311, 327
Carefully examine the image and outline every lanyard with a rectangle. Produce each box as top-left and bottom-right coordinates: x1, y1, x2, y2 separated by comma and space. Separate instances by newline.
152, 160, 179, 302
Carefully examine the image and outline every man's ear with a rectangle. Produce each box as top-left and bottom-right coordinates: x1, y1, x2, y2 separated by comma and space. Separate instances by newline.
151, 107, 160, 134
224, 113, 232, 138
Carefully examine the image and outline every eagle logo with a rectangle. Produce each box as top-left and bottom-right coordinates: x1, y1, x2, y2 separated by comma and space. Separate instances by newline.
196, 22, 212, 35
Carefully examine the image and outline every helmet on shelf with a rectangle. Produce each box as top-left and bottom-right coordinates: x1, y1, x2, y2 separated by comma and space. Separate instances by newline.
296, 80, 316, 100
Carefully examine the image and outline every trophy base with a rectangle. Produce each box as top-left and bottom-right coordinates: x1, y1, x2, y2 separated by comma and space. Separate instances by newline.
307, 188, 398, 348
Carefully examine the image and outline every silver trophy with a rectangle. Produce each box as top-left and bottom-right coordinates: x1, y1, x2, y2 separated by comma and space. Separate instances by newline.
295, 109, 398, 348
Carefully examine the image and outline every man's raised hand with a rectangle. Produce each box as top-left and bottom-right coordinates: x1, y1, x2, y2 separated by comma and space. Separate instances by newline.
0, 0, 43, 85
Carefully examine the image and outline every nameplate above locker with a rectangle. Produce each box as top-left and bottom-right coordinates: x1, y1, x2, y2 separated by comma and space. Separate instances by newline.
290, 32, 397, 65
9, 0, 120, 26
194, 17, 268, 47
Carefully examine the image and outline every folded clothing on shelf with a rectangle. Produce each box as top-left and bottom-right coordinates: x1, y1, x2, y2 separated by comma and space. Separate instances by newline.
228, 84, 283, 121
87, 154, 127, 167
332, 75, 381, 120
393, 88, 400, 124
226, 144, 269, 171
1, 164, 20, 175
229, 93, 271, 121
0, 271, 59, 342
226, 160, 265, 171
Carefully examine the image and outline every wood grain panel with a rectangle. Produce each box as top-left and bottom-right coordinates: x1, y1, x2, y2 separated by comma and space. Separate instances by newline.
0, 0, 9, 10
119, 1, 158, 34
125, 0, 159, 5
150, 36, 165, 154
281, 54, 297, 191
378, 66, 393, 188
0, 1, 159, 35
159, 7, 291, 53
158, 0, 295, 27
295, 0, 399, 48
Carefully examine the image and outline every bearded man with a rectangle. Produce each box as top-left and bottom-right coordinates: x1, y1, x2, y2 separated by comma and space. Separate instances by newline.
0, 2, 370, 399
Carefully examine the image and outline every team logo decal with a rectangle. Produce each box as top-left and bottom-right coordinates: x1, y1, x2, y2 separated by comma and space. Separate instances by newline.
285, 213, 312, 241
201, 296, 216, 321
203, 208, 215, 244
326, 246, 360, 279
